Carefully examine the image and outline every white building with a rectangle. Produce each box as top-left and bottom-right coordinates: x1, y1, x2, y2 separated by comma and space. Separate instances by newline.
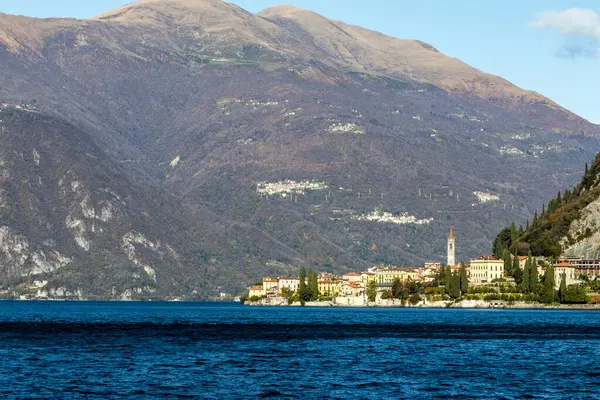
447, 227, 456, 267
277, 277, 300, 294
553, 262, 580, 290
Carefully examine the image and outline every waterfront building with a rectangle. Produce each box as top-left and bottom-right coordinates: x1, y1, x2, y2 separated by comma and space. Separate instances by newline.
561, 257, 600, 280
342, 282, 363, 297
360, 272, 376, 289
248, 285, 264, 298
553, 262, 580, 289
343, 272, 362, 283
278, 277, 300, 294
447, 227, 455, 267
318, 279, 342, 296
374, 267, 419, 290
263, 278, 279, 297
469, 256, 504, 285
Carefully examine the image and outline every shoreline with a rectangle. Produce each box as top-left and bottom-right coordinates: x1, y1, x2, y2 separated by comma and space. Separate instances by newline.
246, 297, 600, 310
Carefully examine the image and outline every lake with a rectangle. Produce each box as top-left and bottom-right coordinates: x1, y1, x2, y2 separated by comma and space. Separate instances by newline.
0, 302, 599, 399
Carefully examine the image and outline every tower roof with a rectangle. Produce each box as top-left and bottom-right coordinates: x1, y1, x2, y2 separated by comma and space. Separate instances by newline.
449, 227, 454, 239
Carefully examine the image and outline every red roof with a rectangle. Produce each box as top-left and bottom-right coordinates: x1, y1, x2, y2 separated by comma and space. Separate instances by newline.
555, 262, 573, 267
344, 272, 361, 276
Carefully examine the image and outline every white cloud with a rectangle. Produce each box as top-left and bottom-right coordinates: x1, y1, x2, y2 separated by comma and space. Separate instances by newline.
531, 8, 600, 58
531, 9, 600, 36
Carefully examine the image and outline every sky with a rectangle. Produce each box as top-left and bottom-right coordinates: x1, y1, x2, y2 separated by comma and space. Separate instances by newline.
1, 0, 599, 124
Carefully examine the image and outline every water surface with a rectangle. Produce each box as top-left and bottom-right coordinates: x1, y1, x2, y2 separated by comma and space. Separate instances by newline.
0, 302, 598, 399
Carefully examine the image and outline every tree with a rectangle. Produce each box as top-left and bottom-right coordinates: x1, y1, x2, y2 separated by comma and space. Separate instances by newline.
445, 267, 453, 295
510, 222, 518, 247
392, 278, 403, 299
563, 285, 589, 304
558, 272, 567, 303
563, 189, 572, 204
299, 267, 306, 292
459, 262, 468, 294
529, 256, 538, 293
449, 271, 461, 299
366, 280, 377, 302
307, 268, 318, 299
298, 267, 312, 302
503, 249, 513, 275
409, 293, 422, 305
437, 265, 446, 287
540, 266, 555, 303
493, 227, 512, 258
406, 279, 420, 295
513, 253, 523, 284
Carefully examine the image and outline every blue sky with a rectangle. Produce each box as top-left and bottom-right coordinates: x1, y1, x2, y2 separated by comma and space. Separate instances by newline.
1, 0, 598, 124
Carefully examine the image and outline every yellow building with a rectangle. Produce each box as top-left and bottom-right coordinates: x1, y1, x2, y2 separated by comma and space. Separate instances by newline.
263, 278, 279, 297
318, 279, 342, 296
469, 257, 504, 285
374, 267, 419, 285
360, 272, 376, 289
248, 285, 264, 298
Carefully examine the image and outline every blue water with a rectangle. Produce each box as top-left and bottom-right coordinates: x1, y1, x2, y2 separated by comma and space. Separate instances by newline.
1, 302, 599, 399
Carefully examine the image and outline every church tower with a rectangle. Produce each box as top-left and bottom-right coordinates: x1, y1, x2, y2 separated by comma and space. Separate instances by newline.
447, 227, 456, 267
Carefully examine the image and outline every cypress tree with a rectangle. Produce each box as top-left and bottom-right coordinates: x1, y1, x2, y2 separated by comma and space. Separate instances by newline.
299, 267, 308, 305
299, 267, 306, 293
558, 272, 567, 303
438, 265, 446, 287
533, 210, 538, 226
308, 269, 318, 299
459, 262, 468, 294
450, 271, 461, 299
542, 204, 545, 216
510, 222, 518, 246
392, 278, 402, 299
445, 267, 453, 295
503, 249, 513, 275
557, 191, 562, 206
513, 253, 523, 284
529, 256, 538, 293
541, 266, 555, 303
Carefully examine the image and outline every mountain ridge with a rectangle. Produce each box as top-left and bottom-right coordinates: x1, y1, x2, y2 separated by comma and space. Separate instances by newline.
0, 0, 598, 299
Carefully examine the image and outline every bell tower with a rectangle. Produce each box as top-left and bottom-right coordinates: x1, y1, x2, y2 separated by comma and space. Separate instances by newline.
447, 227, 456, 267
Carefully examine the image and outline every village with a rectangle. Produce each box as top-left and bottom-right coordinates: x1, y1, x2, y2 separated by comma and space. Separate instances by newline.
246, 228, 600, 307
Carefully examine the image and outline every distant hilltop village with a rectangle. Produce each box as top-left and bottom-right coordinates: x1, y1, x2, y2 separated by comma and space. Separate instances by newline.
247, 228, 600, 307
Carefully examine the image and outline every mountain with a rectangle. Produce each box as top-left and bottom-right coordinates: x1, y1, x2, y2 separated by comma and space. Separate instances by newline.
0, 0, 598, 299
495, 153, 600, 260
